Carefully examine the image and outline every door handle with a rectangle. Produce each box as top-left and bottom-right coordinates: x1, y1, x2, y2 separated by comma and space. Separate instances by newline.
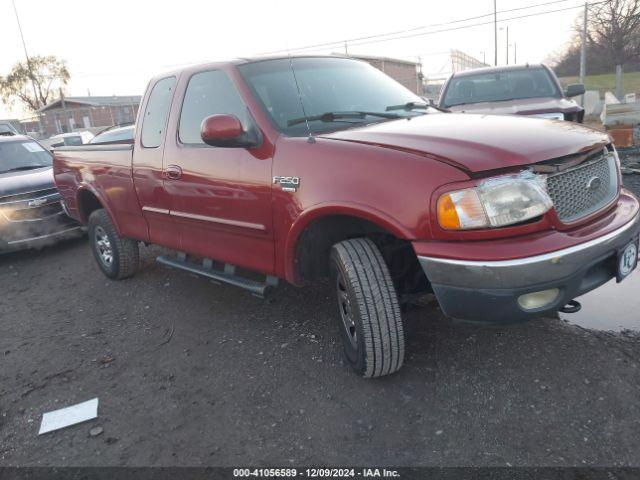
164, 165, 182, 180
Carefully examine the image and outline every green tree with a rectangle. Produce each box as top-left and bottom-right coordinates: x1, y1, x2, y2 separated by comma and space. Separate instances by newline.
0, 55, 70, 112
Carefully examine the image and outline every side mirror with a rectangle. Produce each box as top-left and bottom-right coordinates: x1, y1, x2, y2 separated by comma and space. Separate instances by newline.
200, 114, 260, 148
565, 83, 585, 98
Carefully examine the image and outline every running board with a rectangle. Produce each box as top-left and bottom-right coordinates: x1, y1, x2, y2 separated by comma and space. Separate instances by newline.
156, 253, 278, 297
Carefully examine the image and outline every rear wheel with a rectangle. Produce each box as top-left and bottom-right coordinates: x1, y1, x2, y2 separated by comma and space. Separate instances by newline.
330, 238, 405, 378
88, 209, 139, 279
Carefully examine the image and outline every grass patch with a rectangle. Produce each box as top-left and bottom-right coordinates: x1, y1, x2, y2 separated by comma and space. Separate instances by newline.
559, 71, 640, 97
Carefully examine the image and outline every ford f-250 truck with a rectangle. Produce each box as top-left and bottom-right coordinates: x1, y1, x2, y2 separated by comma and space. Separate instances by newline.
54, 56, 640, 378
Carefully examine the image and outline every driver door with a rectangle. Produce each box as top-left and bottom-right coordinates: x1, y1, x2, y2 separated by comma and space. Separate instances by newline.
161, 69, 275, 274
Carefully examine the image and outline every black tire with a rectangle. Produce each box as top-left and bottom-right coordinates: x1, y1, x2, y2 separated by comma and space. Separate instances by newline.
88, 209, 139, 280
330, 238, 405, 378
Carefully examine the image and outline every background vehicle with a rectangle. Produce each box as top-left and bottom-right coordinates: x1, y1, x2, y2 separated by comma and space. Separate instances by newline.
0, 122, 20, 136
41, 131, 95, 149
0, 135, 82, 252
53, 56, 639, 378
438, 64, 586, 122
89, 124, 135, 145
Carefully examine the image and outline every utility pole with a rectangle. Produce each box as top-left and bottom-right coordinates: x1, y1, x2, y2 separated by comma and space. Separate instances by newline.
12, 0, 43, 133
579, 2, 587, 105
514, 42, 517, 64
344, 41, 348, 55
579, 3, 587, 84
505, 26, 509, 65
494, 0, 498, 66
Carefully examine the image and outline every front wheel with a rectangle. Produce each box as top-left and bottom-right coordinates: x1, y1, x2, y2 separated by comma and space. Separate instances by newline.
88, 209, 139, 280
330, 238, 405, 378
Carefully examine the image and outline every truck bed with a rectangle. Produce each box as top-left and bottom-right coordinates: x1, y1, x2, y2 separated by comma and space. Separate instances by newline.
53, 144, 149, 241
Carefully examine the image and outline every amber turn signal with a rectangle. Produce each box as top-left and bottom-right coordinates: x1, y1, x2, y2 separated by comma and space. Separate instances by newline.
437, 189, 489, 230
437, 193, 461, 230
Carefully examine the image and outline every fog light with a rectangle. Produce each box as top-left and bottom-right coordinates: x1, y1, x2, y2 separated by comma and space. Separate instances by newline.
517, 288, 560, 311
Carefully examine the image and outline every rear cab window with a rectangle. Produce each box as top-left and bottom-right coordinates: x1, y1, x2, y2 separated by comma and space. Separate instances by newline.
141, 76, 177, 148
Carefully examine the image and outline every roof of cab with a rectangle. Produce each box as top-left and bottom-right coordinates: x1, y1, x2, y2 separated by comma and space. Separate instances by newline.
147, 54, 361, 82
452, 63, 546, 78
0, 134, 30, 144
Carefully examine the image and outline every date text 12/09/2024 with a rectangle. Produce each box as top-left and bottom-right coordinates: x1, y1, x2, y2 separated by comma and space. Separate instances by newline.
233, 468, 400, 477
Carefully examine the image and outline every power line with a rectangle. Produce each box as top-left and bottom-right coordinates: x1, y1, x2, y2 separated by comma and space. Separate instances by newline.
342, 2, 605, 49
260, 0, 575, 55
260, 0, 605, 55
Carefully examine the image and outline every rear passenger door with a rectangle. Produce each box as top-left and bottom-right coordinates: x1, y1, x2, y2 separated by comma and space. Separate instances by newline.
134, 76, 179, 248
162, 69, 275, 274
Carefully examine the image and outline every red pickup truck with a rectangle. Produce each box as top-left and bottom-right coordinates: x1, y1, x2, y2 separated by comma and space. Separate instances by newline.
54, 56, 640, 378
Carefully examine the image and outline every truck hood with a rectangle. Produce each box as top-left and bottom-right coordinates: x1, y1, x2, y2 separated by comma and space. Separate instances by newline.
446, 96, 581, 116
320, 113, 608, 173
0, 166, 55, 199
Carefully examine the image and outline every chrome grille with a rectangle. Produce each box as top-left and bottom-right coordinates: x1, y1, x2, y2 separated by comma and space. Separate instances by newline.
5, 202, 63, 221
0, 188, 57, 204
546, 154, 618, 223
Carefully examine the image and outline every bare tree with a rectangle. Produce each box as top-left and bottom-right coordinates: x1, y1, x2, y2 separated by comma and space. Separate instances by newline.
588, 0, 640, 66
0, 55, 70, 112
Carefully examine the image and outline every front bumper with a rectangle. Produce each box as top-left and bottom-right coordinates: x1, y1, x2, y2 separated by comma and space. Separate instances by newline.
417, 198, 640, 323
0, 195, 84, 253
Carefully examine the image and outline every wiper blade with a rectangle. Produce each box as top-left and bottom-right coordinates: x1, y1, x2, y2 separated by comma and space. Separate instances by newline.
386, 101, 449, 114
287, 110, 400, 127
446, 98, 517, 108
4, 165, 47, 172
385, 101, 429, 111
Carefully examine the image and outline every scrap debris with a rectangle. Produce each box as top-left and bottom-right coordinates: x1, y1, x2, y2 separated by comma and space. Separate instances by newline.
38, 398, 99, 435
159, 325, 175, 346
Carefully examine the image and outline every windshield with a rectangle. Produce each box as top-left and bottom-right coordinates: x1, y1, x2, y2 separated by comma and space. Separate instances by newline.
0, 140, 52, 174
0, 123, 18, 135
239, 57, 426, 136
441, 67, 561, 108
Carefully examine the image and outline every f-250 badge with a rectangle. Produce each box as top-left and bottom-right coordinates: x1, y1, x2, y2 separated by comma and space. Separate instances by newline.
273, 176, 300, 192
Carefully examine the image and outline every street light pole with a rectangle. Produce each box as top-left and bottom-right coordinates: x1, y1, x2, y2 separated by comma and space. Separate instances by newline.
12, 0, 39, 108
12, 0, 43, 134
494, 0, 498, 66
505, 26, 509, 65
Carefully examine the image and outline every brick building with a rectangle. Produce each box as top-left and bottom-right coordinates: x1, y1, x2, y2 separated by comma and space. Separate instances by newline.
350, 55, 422, 95
35, 95, 141, 137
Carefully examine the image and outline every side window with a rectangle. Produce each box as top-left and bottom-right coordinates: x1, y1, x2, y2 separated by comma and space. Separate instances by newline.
141, 76, 176, 148
179, 70, 248, 145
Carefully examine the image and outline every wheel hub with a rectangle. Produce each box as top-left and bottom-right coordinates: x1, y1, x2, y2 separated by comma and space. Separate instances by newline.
336, 272, 358, 348
94, 226, 113, 267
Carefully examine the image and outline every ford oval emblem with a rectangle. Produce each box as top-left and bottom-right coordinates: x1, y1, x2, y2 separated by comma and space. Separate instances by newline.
586, 176, 602, 192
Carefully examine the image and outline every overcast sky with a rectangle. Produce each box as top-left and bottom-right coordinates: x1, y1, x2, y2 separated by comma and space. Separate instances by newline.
0, 0, 584, 118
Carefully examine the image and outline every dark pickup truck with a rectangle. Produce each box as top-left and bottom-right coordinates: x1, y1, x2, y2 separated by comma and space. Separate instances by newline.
54, 56, 639, 378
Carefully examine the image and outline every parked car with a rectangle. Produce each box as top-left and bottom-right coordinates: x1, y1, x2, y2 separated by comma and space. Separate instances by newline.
42, 131, 95, 149
438, 64, 586, 122
0, 135, 82, 252
0, 122, 20, 136
53, 56, 639, 378
89, 124, 135, 145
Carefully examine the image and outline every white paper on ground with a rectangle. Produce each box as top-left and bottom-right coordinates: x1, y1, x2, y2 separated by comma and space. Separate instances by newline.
38, 398, 99, 435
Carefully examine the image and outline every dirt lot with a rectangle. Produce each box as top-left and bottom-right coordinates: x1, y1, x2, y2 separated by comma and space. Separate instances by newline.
1, 162, 640, 467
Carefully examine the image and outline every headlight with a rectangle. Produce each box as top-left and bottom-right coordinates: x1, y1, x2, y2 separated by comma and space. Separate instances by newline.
437, 172, 553, 230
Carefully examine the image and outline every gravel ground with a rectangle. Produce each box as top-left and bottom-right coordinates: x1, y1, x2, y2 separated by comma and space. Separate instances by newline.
0, 158, 639, 467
